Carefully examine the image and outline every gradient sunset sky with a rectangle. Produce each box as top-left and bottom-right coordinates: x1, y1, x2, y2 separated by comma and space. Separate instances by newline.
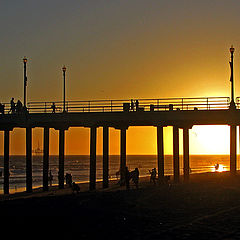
0, 0, 240, 155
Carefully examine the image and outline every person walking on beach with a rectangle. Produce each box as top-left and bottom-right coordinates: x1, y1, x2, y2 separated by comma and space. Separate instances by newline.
65, 173, 73, 187
132, 168, 139, 189
49, 170, 53, 187
125, 166, 130, 189
149, 168, 157, 185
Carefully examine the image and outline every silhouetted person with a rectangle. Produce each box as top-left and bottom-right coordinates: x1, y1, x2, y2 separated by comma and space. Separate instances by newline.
16, 100, 23, 114
131, 99, 134, 111
65, 173, 72, 187
0, 103, 5, 114
72, 182, 80, 194
125, 166, 130, 189
132, 168, 139, 189
51, 102, 56, 113
135, 100, 139, 111
149, 168, 157, 185
48, 170, 53, 187
10, 98, 15, 114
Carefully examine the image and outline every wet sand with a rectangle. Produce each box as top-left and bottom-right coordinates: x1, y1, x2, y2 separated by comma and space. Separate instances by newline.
2, 172, 240, 239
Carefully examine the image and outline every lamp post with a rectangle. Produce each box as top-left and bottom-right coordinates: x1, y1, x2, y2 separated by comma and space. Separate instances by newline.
229, 45, 235, 109
62, 65, 66, 112
23, 57, 27, 107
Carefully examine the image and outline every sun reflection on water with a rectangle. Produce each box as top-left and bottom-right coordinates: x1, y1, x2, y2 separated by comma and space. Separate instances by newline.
212, 163, 225, 172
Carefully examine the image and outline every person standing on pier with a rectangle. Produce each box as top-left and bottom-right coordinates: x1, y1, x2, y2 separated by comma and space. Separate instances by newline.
51, 102, 56, 113
131, 99, 135, 111
0, 103, 5, 114
10, 97, 15, 114
135, 100, 139, 111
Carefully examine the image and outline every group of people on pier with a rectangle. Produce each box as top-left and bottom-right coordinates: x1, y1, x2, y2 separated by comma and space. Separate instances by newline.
2, 98, 28, 114
130, 99, 139, 111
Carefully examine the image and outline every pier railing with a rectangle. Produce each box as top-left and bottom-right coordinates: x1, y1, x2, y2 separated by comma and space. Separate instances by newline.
25, 97, 230, 113
0, 97, 231, 114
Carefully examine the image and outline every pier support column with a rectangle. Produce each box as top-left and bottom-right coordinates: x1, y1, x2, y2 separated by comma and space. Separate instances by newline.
59, 129, 65, 189
120, 127, 127, 185
173, 126, 180, 183
103, 126, 109, 188
183, 128, 190, 182
26, 127, 32, 193
157, 126, 164, 183
4, 130, 10, 194
43, 127, 49, 191
230, 125, 237, 175
90, 126, 97, 190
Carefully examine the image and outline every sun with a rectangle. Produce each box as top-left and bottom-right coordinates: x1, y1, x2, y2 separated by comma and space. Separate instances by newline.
190, 125, 231, 154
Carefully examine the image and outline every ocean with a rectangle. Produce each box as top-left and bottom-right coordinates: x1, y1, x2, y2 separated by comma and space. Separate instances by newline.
0, 154, 237, 194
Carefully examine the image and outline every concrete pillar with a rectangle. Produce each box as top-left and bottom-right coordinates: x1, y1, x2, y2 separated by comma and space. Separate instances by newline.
90, 127, 97, 190
4, 130, 10, 194
183, 128, 190, 182
120, 127, 127, 185
59, 129, 65, 189
157, 126, 164, 183
26, 127, 32, 193
103, 126, 109, 188
173, 126, 180, 183
230, 125, 237, 175
43, 127, 49, 191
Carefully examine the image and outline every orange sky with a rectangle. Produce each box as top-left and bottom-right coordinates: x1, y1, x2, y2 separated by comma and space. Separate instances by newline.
1, 1, 240, 155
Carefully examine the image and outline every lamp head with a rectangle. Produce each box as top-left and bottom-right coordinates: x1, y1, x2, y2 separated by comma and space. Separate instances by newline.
62, 65, 66, 72
230, 45, 235, 54
23, 56, 27, 63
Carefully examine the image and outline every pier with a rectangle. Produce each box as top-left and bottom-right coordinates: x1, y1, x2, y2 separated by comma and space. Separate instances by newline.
1, 46, 239, 194
0, 96, 240, 194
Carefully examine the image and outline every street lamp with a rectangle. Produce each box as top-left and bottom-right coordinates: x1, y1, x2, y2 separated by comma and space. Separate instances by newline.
23, 56, 27, 107
62, 65, 66, 112
229, 45, 235, 109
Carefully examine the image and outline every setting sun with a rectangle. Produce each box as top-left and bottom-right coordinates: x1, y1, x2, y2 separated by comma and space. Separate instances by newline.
190, 125, 233, 154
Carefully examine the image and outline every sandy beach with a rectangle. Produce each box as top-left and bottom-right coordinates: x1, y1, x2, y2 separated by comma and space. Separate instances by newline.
2, 172, 240, 239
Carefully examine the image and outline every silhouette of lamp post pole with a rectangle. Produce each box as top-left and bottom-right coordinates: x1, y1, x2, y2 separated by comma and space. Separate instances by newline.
62, 65, 66, 112
229, 45, 235, 109
23, 56, 27, 107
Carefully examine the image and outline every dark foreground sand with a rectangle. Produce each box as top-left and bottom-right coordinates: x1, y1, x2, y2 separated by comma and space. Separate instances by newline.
2, 172, 240, 239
